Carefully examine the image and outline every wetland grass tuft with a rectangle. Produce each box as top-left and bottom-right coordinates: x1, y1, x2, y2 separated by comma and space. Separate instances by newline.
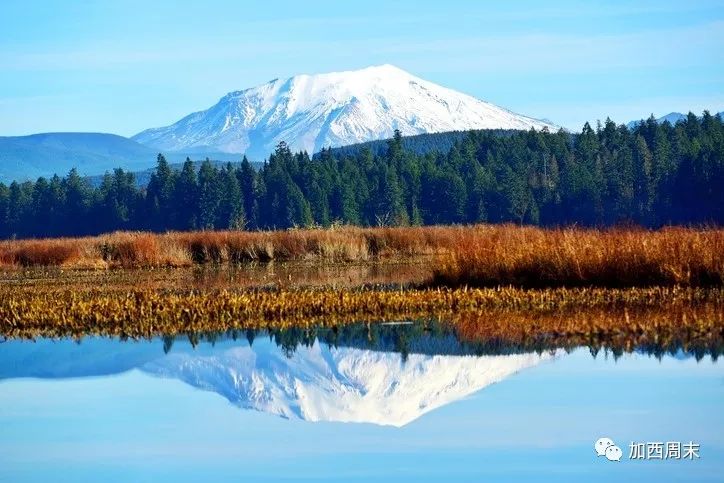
431, 225, 723, 287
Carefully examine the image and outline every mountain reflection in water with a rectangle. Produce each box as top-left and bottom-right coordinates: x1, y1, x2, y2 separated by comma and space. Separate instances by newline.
1, 322, 555, 426
0, 321, 716, 426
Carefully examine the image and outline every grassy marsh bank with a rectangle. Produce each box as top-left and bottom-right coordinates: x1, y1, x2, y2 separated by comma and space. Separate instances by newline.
1, 226, 721, 347
0, 225, 722, 288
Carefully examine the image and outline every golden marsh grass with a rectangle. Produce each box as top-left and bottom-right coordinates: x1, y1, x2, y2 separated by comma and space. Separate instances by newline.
1, 281, 721, 350
1, 225, 721, 288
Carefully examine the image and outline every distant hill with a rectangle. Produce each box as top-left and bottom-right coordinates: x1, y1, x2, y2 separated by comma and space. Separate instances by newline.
88, 131, 472, 187
83, 130, 505, 187
627, 111, 724, 129
317, 129, 520, 160
0, 132, 244, 183
86, 159, 264, 188
0, 133, 156, 182
85, 131, 476, 187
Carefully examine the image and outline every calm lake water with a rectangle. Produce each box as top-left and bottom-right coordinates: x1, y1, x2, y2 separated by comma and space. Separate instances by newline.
0, 322, 722, 482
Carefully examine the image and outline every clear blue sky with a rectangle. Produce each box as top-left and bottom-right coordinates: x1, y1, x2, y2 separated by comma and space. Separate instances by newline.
1, 0, 723, 136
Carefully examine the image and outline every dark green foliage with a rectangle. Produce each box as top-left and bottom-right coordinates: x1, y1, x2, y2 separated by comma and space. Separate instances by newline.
316, 129, 512, 159
145, 154, 175, 231
237, 156, 257, 228
0, 113, 722, 239
173, 158, 199, 230
197, 159, 221, 229
93, 169, 142, 233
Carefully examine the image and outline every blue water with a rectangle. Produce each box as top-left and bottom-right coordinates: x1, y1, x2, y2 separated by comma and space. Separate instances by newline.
0, 327, 721, 482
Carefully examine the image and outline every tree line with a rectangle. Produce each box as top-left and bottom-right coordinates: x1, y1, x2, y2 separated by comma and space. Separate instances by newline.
0, 111, 722, 239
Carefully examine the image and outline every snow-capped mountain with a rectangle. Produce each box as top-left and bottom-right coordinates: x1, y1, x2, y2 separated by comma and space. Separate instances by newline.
132, 64, 559, 159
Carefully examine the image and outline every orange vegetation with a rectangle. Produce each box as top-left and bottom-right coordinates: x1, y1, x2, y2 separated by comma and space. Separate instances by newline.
0, 225, 722, 287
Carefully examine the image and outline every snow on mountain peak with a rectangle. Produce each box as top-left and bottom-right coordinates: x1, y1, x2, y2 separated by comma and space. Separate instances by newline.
132, 65, 559, 159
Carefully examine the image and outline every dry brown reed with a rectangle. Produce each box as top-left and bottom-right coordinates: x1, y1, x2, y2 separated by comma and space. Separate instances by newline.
0, 225, 722, 287
0, 284, 720, 344
431, 225, 724, 287
0, 226, 459, 268
0, 239, 82, 267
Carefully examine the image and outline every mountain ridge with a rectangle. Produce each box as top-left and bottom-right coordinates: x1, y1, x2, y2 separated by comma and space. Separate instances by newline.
0, 132, 156, 182
0, 132, 243, 183
627, 110, 724, 129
